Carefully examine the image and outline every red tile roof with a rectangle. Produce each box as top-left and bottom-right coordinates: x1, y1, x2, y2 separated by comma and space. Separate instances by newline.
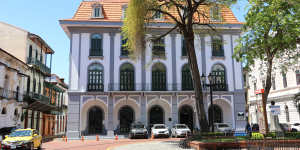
62, 0, 243, 24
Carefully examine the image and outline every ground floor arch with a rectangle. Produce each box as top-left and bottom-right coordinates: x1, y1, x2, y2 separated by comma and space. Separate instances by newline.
179, 105, 194, 130
208, 104, 223, 123
149, 105, 164, 125
118, 105, 135, 134
88, 106, 104, 134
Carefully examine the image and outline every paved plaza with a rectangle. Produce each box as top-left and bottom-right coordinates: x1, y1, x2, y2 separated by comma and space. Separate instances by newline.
42, 138, 184, 150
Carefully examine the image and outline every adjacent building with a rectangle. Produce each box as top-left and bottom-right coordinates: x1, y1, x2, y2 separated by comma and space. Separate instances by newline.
0, 48, 29, 132
0, 22, 67, 137
60, 0, 246, 138
248, 59, 300, 125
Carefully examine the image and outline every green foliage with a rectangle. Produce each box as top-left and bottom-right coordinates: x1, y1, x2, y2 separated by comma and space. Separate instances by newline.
251, 132, 264, 140
265, 132, 276, 138
284, 132, 300, 139
234, 0, 300, 66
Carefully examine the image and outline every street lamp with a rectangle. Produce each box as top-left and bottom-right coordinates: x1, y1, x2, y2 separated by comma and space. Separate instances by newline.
201, 73, 215, 132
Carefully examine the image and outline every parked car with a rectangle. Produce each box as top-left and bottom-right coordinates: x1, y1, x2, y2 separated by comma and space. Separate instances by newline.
1, 128, 42, 150
214, 123, 233, 133
171, 124, 191, 138
290, 123, 300, 132
151, 124, 170, 138
279, 123, 291, 132
128, 122, 148, 139
251, 124, 259, 132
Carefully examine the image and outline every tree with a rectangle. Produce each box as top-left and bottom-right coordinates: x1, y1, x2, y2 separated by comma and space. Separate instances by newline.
122, 0, 237, 132
234, 0, 300, 133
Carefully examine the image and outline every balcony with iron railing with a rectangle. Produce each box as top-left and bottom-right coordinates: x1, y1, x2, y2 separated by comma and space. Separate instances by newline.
0, 87, 22, 101
105, 83, 228, 92
26, 57, 51, 75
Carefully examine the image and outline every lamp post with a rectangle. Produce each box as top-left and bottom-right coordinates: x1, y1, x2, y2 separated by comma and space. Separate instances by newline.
201, 73, 218, 132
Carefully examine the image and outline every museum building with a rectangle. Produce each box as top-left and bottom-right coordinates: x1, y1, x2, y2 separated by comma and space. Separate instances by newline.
60, 0, 246, 137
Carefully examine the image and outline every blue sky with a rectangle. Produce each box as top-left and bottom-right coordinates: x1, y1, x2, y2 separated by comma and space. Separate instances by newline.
0, 0, 248, 84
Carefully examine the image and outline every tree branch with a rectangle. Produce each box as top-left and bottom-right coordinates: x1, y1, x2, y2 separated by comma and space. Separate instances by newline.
148, 24, 179, 41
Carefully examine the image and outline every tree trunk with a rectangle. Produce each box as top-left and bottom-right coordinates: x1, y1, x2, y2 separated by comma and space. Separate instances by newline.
262, 58, 273, 134
184, 29, 209, 132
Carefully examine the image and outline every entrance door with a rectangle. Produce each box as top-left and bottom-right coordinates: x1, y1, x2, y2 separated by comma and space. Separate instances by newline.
179, 105, 194, 130
88, 106, 103, 135
149, 105, 164, 126
119, 106, 134, 134
208, 104, 223, 123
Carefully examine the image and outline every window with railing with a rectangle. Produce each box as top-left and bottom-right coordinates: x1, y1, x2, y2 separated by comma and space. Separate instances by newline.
87, 63, 104, 91
33, 78, 36, 93
211, 64, 227, 91
182, 37, 187, 56
90, 34, 103, 56
120, 63, 135, 91
29, 45, 33, 58
212, 35, 224, 57
152, 38, 165, 57
121, 37, 129, 56
152, 63, 167, 91
296, 70, 300, 85
182, 64, 193, 91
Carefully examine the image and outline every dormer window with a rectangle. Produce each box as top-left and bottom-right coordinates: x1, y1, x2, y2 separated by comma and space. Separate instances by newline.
122, 5, 128, 19
153, 11, 162, 20
210, 6, 221, 21
92, 4, 103, 18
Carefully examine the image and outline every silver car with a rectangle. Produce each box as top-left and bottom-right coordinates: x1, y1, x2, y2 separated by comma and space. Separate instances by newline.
171, 124, 191, 138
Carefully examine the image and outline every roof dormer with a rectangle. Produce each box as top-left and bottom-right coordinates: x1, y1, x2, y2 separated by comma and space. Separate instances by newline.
92, 3, 104, 18
121, 4, 128, 20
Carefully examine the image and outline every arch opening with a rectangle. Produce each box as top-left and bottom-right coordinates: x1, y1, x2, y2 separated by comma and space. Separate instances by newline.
208, 104, 223, 123
88, 106, 104, 135
119, 106, 134, 134
149, 105, 164, 126
179, 105, 194, 130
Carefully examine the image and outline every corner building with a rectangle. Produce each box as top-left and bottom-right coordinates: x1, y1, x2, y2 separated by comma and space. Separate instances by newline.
60, 0, 246, 138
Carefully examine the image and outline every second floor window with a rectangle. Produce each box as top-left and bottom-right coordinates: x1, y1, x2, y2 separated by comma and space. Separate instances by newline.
90, 34, 103, 56
182, 37, 187, 56
87, 63, 104, 91
211, 64, 227, 91
296, 70, 300, 85
212, 35, 224, 57
29, 45, 33, 58
152, 63, 167, 91
182, 64, 193, 91
120, 63, 135, 91
33, 78, 36, 93
152, 38, 165, 57
121, 37, 129, 56
282, 72, 287, 88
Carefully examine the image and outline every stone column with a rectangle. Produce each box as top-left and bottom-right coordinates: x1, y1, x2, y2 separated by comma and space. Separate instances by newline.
107, 94, 114, 136
171, 94, 178, 126
66, 93, 81, 138
141, 94, 147, 125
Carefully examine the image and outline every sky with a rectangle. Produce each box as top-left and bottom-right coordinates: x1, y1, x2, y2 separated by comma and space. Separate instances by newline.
0, 0, 249, 84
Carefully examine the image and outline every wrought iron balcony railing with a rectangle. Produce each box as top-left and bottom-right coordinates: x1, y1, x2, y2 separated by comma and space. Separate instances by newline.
24, 92, 50, 104
90, 49, 103, 56
105, 83, 228, 92
0, 87, 22, 101
26, 57, 51, 75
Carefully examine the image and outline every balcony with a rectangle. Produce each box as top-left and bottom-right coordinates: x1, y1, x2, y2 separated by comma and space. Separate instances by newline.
27, 57, 51, 75
23, 92, 58, 112
90, 49, 103, 56
0, 87, 21, 101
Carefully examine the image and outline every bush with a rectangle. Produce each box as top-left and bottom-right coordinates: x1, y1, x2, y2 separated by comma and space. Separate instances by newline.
265, 132, 276, 138
284, 132, 300, 139
251, 132, 264, 140
201, 132, 225, 137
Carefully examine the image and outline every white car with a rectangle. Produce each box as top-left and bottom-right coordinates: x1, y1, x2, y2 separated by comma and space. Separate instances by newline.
171, 124, 191, 138
290, 123, 300, 132
151, 124, 170, 138
214, 123, 233, 133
